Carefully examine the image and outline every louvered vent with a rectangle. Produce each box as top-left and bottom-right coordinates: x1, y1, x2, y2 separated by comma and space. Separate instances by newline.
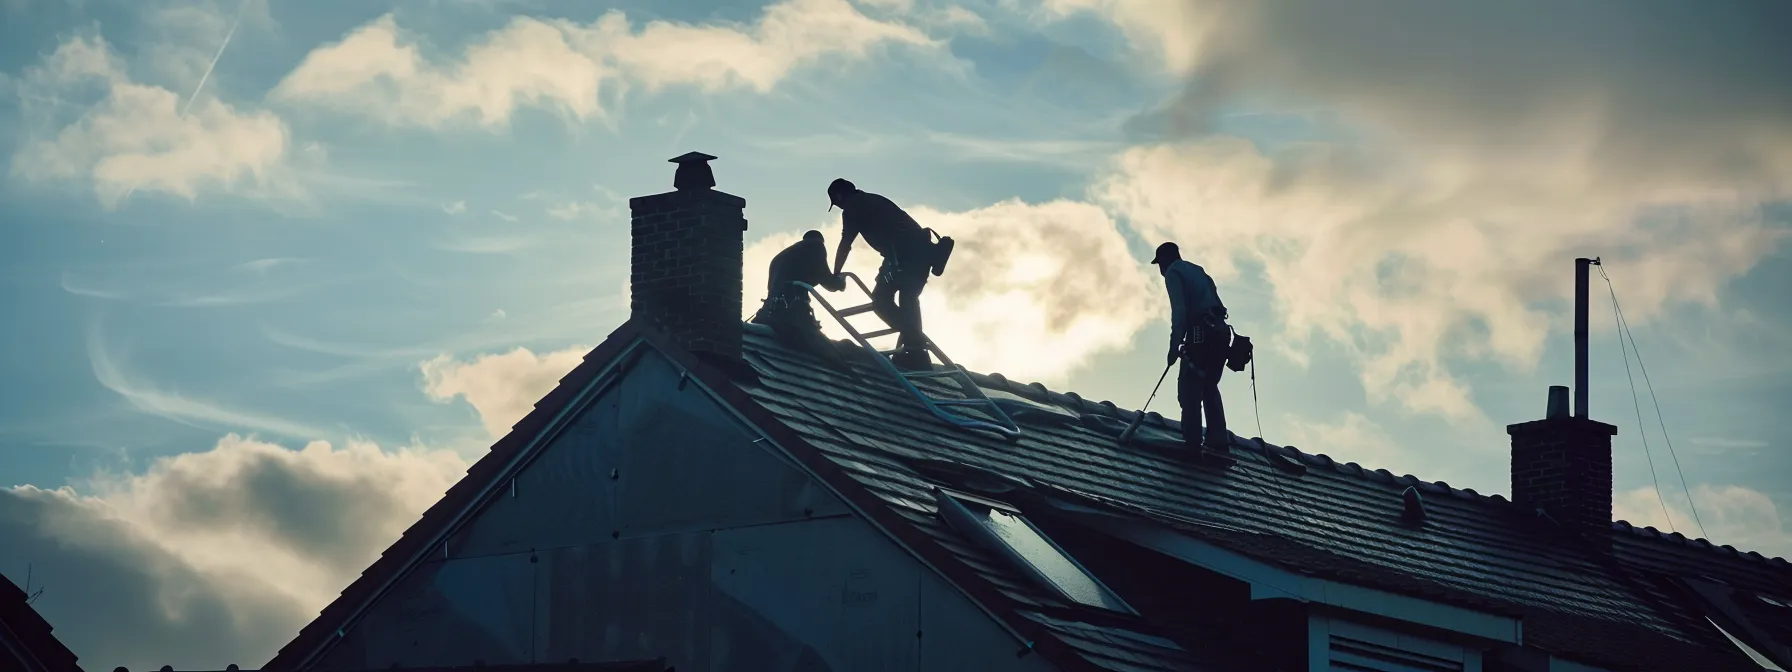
1329, 633, 1466, 672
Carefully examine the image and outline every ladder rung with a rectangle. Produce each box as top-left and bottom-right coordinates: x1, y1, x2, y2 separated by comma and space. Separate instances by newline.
838, 303, 877, 317
861, 328, 900, 340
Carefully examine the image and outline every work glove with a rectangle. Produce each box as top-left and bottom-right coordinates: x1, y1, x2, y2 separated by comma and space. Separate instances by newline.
823, 273, 846, 292
1167, 344, 1181, 367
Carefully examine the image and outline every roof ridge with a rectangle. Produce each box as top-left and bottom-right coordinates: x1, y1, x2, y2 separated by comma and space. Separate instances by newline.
960, 368, 1509, 504
1611, 519, 1792, 567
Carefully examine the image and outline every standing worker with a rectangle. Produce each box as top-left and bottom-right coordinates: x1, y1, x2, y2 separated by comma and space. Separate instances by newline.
827, 178, 951, 371
1151, 242, 1232, 454
752, 230, 855, 373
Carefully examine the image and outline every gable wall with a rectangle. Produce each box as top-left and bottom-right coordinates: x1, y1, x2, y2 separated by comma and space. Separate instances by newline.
311, 347, 1056, 672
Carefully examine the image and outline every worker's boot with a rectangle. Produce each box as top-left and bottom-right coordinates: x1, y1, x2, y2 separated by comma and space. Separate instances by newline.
892, 345, 931, 371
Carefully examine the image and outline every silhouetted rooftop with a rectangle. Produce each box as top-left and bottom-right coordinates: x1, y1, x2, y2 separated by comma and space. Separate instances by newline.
268, 319, 1792, 671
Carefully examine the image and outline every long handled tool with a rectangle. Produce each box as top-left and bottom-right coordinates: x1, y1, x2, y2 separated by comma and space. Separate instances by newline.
1118, 360, 1175, 447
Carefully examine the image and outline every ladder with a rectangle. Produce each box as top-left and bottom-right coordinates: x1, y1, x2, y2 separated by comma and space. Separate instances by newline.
796, 273, 1021, 440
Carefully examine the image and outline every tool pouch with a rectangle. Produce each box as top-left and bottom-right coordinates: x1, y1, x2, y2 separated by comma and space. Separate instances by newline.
1226, 335, 1253, 372
928, 228, 954, 277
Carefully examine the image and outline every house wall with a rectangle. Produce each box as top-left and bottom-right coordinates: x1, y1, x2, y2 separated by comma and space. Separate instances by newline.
312, 347, 1056, 672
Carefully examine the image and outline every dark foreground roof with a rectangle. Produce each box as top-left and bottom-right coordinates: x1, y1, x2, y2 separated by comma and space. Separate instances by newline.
1, 572, 82, 672
267, 320, 1792, 672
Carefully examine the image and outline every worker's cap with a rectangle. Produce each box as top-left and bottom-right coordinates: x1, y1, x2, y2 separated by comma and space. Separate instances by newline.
803, 229, 823, 242
1148, 242, 1179, 265
827, 178, 855, 211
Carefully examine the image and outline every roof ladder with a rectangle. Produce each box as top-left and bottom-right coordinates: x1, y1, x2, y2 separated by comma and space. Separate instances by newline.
799, 273, 1022, 440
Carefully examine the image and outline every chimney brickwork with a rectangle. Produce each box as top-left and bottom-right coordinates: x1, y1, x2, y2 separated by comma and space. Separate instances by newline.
1508, 416, 1618, 547
629, 153, 747, 363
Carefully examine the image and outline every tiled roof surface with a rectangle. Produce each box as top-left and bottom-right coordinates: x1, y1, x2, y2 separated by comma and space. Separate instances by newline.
0, 572, 82, 672
268, 321, 1789, 672
737, 325, 1791, 669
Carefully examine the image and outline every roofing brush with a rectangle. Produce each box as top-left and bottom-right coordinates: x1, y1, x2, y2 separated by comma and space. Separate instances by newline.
1119, 361, 1174, 448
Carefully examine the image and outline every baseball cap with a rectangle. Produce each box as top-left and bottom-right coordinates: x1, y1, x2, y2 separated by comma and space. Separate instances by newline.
1149, 242, 1179, 265
827, 178, 854, 211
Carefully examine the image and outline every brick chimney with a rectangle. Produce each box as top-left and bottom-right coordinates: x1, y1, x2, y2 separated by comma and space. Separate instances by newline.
629, 152, 747, 364
1508, 258, 1618, 548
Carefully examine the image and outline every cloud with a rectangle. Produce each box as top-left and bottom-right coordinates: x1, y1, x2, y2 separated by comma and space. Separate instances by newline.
419, 345, 591, 438
0, 433, 468, 672
8, 31, 292, 208
546, 199, 621, 221
742, 198, 1157, 384
432, 231, 537, 254
269, 0, 939, 130
1066, 0, 1792, 421
235, 257, 307, 274
62, 262, 339, 307
89, 325, 337, 440
1615, 484, 1792, 562
442, 200, 468, 215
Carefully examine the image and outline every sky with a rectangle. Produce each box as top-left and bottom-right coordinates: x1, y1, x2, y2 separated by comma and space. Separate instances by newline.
0, 0, 1789, 668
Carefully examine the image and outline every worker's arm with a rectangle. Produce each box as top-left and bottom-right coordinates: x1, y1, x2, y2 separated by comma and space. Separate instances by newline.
1166, 266, 1189, 354
806, 240, 845, 291
833, 213, 860, 276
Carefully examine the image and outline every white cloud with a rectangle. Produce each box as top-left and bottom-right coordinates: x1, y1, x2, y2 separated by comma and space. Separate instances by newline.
442, 200, 468, 215
1066, 1, 1792, 422
89, 325, 338, 440
546, 199, 620, 221
419, 345, 591, 438
1615, 484, 1792, 562
742, 198, 1157, 385
271, 0, 940, 130
9, 32, 292, 208
1, 433, 468, 672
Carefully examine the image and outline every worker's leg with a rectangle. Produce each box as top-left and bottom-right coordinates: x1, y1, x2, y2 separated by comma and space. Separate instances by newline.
1198, 325, 1231, 450
1176, 356, 1202, 450
871, 259, 901, 334
895, 270, 928, 358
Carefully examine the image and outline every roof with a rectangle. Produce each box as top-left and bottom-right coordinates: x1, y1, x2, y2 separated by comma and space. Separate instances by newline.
266, 320, 1792, 672
1, 571, 82, 672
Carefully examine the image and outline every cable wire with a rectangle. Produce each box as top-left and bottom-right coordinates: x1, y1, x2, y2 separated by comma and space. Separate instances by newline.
1598, 264, 1708, 539
1601, 266, 1677, 533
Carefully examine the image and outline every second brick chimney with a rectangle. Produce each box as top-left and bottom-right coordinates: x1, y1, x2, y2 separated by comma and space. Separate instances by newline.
629, 152, 747, 364
1509, 258, 1619, 549
1508, 414, 1618, 547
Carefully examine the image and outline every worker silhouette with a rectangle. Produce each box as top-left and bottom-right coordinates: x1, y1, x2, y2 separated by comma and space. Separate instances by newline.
1152, 242, 1231, 454
752, 230, 855, 373
828, 178, 949, 371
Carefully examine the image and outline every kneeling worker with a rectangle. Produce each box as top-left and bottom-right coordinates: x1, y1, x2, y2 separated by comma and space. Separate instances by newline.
752, 230, 854, 373
827, 178, 949, 371
1151, 242, 1232, 454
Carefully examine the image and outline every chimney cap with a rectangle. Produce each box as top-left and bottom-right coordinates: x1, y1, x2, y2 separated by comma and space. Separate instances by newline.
669, 151, 718, 191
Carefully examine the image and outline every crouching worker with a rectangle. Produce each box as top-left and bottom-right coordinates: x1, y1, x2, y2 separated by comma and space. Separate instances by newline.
1151, 242, 1232, 455
751, 230, 855, 373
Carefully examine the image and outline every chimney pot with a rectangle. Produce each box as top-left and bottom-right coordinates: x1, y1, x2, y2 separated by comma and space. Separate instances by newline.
1547, 385, 1569, 419
669, 151, 718, 191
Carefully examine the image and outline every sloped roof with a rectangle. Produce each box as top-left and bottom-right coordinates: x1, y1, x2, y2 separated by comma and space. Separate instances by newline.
266, 320, 1792, 672
0, 572, 82, 672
